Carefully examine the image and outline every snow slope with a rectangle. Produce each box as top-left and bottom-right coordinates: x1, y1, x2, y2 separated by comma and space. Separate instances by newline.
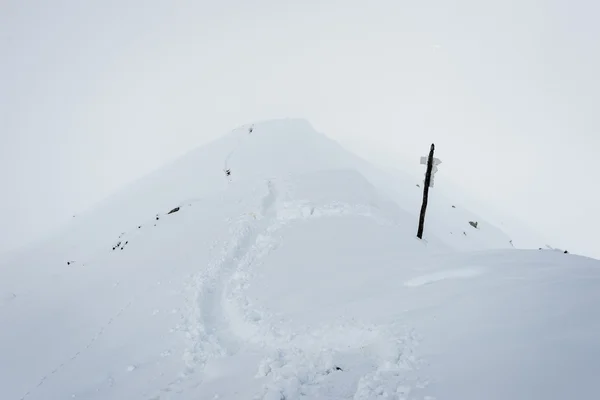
1, 118, 599, 400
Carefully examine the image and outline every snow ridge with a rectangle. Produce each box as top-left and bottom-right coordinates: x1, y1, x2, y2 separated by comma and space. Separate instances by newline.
5, 119, 597, 400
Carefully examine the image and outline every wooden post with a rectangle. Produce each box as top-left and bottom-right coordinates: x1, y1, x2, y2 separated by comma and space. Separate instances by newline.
417, 143, 435, 239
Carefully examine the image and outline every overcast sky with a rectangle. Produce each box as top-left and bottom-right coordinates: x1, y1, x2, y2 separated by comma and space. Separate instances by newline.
2, 0, 599, 258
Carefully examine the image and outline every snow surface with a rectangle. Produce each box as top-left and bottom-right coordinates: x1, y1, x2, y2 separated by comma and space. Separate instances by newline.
1, 118, 599, 400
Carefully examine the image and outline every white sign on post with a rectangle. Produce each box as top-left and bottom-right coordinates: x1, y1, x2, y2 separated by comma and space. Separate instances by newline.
420, 157, 441, 188
420, 157, 442, 166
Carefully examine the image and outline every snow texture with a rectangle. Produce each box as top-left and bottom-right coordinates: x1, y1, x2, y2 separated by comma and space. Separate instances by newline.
1, 118, 599, 400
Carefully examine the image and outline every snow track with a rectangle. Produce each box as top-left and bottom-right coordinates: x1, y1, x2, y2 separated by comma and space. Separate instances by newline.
19, 300, 134, 400
172, 178, 428, 399
155, 180, 280, 397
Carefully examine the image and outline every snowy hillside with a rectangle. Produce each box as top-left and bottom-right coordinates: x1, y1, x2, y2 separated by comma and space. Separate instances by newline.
1, 119, 599, 400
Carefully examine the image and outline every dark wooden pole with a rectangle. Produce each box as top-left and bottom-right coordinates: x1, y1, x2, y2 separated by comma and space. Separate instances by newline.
417, 143, 435, 239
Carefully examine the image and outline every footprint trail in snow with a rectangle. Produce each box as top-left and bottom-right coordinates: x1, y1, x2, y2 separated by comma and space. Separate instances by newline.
169, 176, 429, 399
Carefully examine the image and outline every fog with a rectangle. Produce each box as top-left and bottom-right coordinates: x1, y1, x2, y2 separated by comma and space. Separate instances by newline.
2, 0, 598, 258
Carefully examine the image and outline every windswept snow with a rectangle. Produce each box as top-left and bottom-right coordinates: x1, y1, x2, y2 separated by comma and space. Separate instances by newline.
1, 118, 599, 400
403, 268, 486, 287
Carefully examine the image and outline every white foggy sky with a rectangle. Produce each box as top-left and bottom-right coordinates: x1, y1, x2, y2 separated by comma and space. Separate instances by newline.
1, 0, 599, 258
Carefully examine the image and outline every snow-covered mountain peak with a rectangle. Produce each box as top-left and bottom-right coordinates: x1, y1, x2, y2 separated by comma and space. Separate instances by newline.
2, 118, 599, 400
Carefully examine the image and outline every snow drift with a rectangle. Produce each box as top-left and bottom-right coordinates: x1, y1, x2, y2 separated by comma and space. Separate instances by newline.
1, 118, 598, 400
